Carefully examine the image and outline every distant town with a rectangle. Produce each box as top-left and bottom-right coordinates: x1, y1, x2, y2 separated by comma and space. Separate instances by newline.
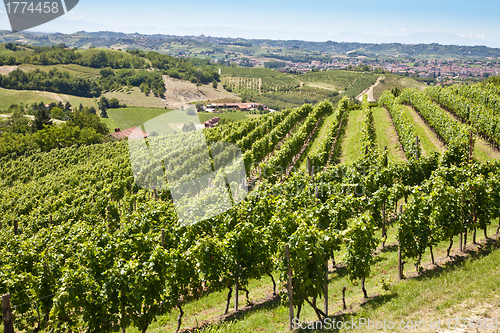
222, 57, 500, 83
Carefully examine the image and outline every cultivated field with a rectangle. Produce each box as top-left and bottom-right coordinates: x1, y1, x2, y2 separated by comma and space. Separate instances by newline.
0, 87, 97, 110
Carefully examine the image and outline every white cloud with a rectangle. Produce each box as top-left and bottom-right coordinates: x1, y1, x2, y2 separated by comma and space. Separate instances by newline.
396, 25, 407, 32
460, 34, 486, 40
65, 13, 82, 21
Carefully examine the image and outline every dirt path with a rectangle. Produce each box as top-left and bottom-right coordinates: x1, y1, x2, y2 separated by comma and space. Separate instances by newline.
163, 76, 238, 109
357, 76, 384, 102
0, 114, 65, 124
0, 66, 18, 75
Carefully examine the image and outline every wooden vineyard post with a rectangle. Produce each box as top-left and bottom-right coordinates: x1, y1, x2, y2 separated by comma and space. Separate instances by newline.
459, 232, 463, 252
416, 136, 420, 159
382, 185, 386, 248
285, 245, 294, 331
307, 157, 311, 176
2, 293, 14, 333
235, 275, 239, 312
398, 205, 403, 281
324, 262, 328, 317
154, 188, 158, 201
13, 220, 18, 236
342, 286, 347, 310
469, 130, 473, 163
382, 201, 386, 248
311, 166, 315, 182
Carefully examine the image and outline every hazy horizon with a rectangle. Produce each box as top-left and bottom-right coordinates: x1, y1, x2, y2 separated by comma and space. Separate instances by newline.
1, 0, 500, 48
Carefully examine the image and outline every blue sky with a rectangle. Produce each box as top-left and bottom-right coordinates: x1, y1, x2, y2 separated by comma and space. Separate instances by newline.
2, 0, 500, 46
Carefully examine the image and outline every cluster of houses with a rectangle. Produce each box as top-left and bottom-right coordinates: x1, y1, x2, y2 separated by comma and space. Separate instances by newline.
204, 103, 267, 112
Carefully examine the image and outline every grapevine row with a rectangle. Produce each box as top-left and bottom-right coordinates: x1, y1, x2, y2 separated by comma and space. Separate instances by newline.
426, 85, 500, 147
397, 88, 472, 164
379, 91, 421, 159
307, 97, 348, 169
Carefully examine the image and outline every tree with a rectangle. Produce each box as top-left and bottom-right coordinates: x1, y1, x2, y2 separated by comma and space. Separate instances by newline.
100, 108, 108, 118
3, 108, 31, 134
5, 43, 17, 51
139, 82, 150, 96
64, 102, 72, 111
212, 80, 218, 89
32, 106, 52, 132
99, 67, 114, 77
68, 109, 109, 135
182, 121, 196, 132
98, 96, 109, 117
196, 68, 204, 85
185, 106, 197, 116
50, 107, 65, 120
195, 103, 204, 112
109, 98, 120, 109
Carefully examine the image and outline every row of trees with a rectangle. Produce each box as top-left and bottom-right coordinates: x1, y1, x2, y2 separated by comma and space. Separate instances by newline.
0, 68, 102, 97
0, 104, 109, 157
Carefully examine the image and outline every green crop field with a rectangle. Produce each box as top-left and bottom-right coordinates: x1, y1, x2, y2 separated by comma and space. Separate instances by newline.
102, 107, 257, 134
0, 87, 97, 111
101, 107, 175, 133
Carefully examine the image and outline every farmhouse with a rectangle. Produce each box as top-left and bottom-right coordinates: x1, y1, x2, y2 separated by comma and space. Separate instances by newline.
204, 117, 220, 128
206, 103, 267, 111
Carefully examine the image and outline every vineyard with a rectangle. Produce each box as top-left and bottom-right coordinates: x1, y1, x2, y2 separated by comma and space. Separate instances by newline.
1, 81, 500, 333
220, 68, 378, 110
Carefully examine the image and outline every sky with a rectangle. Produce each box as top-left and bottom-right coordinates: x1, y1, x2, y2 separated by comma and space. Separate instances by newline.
1, 0, 500, 46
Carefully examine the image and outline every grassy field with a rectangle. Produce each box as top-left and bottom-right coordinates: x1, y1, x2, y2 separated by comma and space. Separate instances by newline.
400, 105, 444, 156
101, 107, 175, 133
340, 109, 364, 163
102, 107, 257, 134
472, 135, 500, 162
372, 107, 407, 163
373, 75, 426, 100
0, 87, 97, 111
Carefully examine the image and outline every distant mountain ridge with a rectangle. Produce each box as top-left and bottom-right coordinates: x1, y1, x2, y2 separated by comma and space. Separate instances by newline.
1, 30, 500, 59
